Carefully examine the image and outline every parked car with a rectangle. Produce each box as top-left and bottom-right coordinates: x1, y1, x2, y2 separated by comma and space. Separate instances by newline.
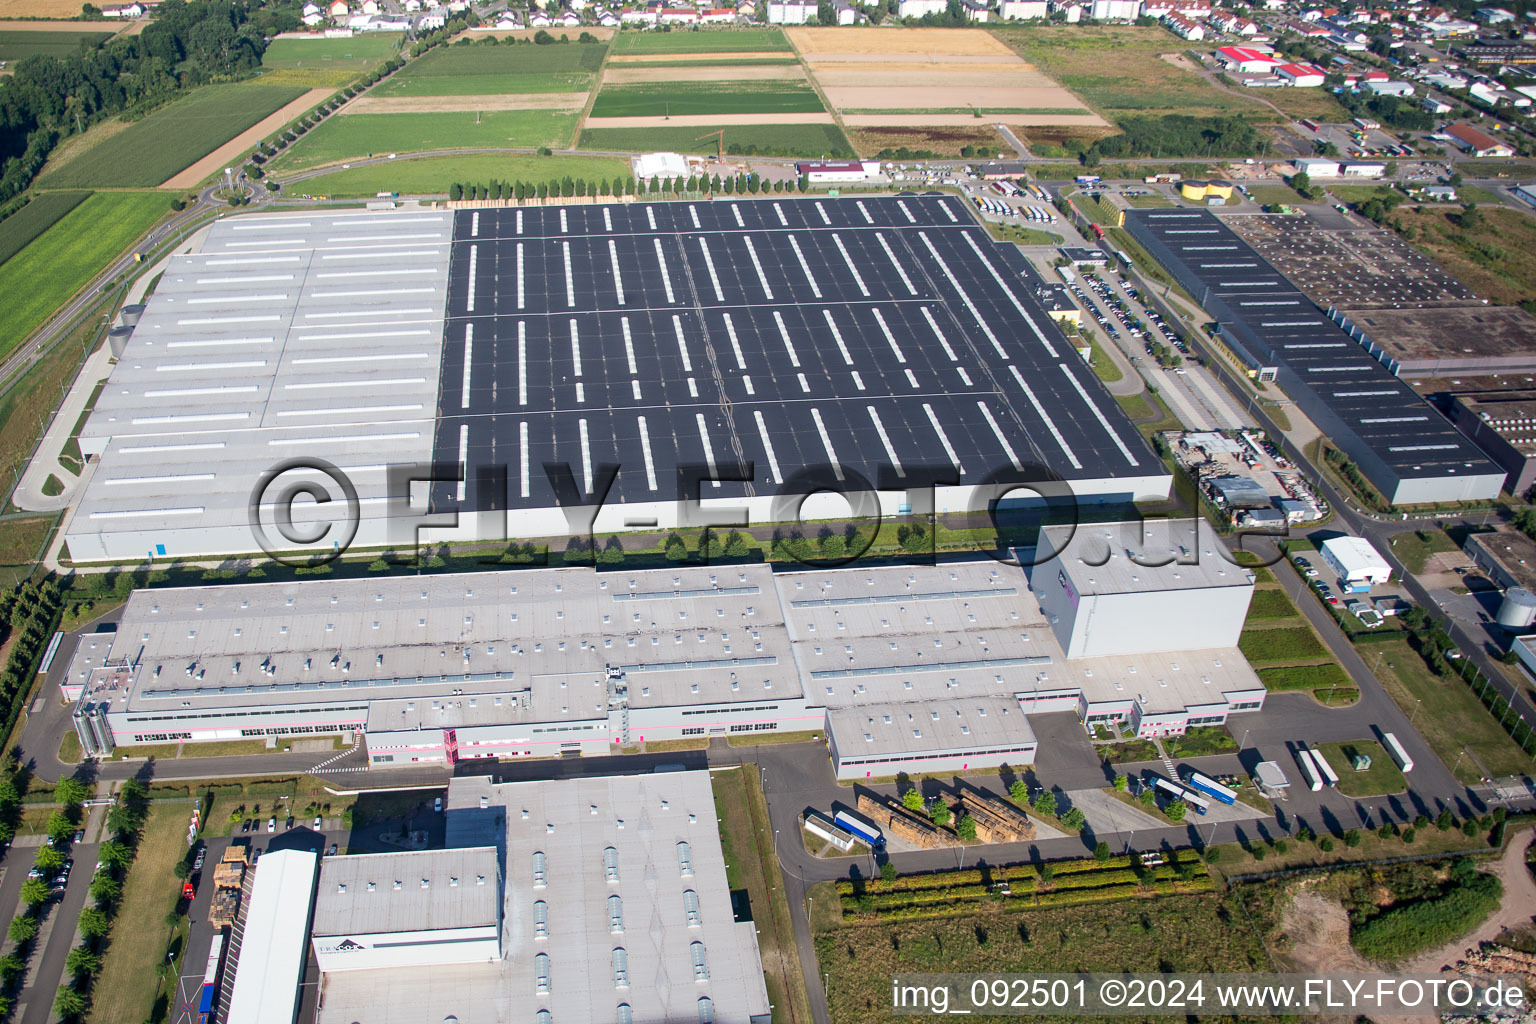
241, 819, 251, 834
1305, 569, 1320, 577
73, 830, 84, 844
328, 843, 338, 856
1327, 596, 1341, 605
193, 846, 206, 870
267, 817, 276, 833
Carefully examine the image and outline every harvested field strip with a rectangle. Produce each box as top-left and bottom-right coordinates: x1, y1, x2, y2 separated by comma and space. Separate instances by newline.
786, 26, 1015, 57
601, 64, 806, 83
844, 106, 1084, 115
844, 113, 1105, 127
589, 81, 824, 118
581, 112, 835, 128
270, 110, 581, 170
345, 92, 589, 113
577, 121, 852, 157
610, 28, 789, 53
161, 86, 332, 189
39, 82, 307, 188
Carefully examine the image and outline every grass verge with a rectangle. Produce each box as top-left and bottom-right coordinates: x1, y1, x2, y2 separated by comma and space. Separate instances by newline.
577, 122, 853, 158
285, 152, 631, 197
1316, 739, 1408, 798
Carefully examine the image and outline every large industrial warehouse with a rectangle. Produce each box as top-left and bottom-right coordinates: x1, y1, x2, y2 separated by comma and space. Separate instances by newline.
66, 197, 1170, 563
1125, 209, 1505, 506
65, 521, 1266, 780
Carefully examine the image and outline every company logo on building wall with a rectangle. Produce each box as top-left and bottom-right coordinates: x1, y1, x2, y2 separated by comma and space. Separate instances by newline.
331, 939, 365, 953
1057, 570, 1079, 609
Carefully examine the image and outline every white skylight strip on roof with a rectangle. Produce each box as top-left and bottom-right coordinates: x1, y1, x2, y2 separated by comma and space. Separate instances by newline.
654, 238, 676, 303
787, 236, 821, 298
631, 380, 641, 400
822, 309, 853, 366
742, 236, 773, 299
575, 381, 585, 404
871, 308, 905, 365
185, 293, 289, 305
811, 408, 844, 481
919, 306, 958, 361
164, 338, 273, 349
144, 385, 260, 398
1332, 390, 1397, 397
923, 404, 963, 475
831, 233, 869, 297
960, 233, 1057, 357
194, 275, 294, 285
867, 407, 904, 478
956, 367, 973, 386
130, 412, 249, 425
319, 249, 442, 261
268, 431, 421, 446
1236, 300, 1305, 307
291, 329, 432, 342
156, 360, 268, 372
696, 413, 721, 489
753, 411, 782, 485
637, 416, 658, 491
646, 206, 657, 231
897, 201, 917, 224
291, 353, 430, 366
324, 233, 443, 244
621, 316, 639, 374
102, 473, 216, 486
603, 207, 613, 232
90, 507, 205, 520
773, 311, 800, 368
118, 441, 226, 454
977, 401, 1023, 472
1360, 416, 1428, 424
516, 209, 523, 235
199, 256, 302, 266
310, 287, 438, 299
857, 201, 874, 225
314, 269, 439, 280
774, 204, 788, 227
569, 319, 583, 378
732, 204, 745, 228
1389, 444, 1460, 452
458, 423, 470, 502
466, 244, 478, 312
1059, 362, 1138, 467
462, 323, 474, 409
698, 238, 725, 302
1260, 320, 1326, 327
917, 232, 1007, 360
283, 377, 426, 390
563, 241, 575, 307
1283, 343, 1347, 350
674, 315, 694, 373
876, 233, 917, 295
815, 203, 831, 225
721, 313, 746, 370
230, 220, 311, 231
688, 376, 699, 398
517, 242, 526, 309
577, 417, 593, 495
222, 238, 307, 247
905, 368, 920, 388
519, 321, 528, 406
939, 201, 958, 222
303, 307, 433, 319
1197, 262, 1259, 269
1008, 365, 1080, 470
559, 208, 568, 234
688, 205, 701, 229
519, 421, 530, 498
275, 405, 424, 419
471, 211, 480, 238
608, 239, 626, 305
798, 372, 811, 393
177, 315, 280, 326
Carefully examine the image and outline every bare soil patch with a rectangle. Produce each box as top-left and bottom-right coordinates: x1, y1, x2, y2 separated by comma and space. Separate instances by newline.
845, 111, 1106, 127
161, 86, 331, 188
607, 50, 790, 63
1277, 888, 1376, 975
601, 64, 805, 84
848, 123, 1004, 157
581, 111, 835, 128
825, 83, 1090, 110
1161, 51, 1200, 71
786, 26, 1014, 58
345, 92, 587, 113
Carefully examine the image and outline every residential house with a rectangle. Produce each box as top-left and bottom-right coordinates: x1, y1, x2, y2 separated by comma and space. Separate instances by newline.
597, 9, 620, 24
1164, 11, 1206, 37
964, 0, 990, 19
767, 0, 814, 20
1049, 0, 1082, 21
700, 5, 736, 20
328, 0, 348, 17
999, 0, 1048, 17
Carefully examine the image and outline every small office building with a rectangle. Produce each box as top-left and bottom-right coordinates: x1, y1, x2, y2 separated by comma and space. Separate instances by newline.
1320, 535, 1392, 592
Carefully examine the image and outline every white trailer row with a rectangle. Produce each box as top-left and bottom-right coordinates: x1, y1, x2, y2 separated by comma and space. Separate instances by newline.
1151, 776, 1210, 815
971, 195, 1057, 222
1293, 747, 1344, 791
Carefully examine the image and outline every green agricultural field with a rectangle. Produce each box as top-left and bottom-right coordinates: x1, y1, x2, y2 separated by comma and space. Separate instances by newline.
578, 122, 852, 158
39, 83, 308, 188
0, 29, 112, 60
589, 80, 823, 117
0, 190, 90, 267
992, 26, 1273, 123
610, 27, 789, 53
273, 110, 581, 170
371, 42, 607, 96
0, 192, 166, 359
261, 33, 403, 71
291, 153, 630, 197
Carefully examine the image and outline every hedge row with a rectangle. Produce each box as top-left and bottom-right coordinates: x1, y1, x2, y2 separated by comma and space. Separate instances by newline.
1352, 873, 1501, 961
835, 854, 1151, 897
846, 876, 1216, 922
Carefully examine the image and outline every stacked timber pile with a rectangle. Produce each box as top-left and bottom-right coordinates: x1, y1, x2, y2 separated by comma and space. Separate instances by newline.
856, 793, 955, 849
956, 790, 1035, 844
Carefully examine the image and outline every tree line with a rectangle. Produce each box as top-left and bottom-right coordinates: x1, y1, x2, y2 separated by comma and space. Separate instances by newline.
449, 170, 810, 202
1084, 115, 1261, 164
0, 0, 281, 204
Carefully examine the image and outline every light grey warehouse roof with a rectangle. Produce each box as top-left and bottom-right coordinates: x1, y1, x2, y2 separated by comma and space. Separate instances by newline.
316, 771, 771, 1024
829, 695, 1036, 760
1036, 519, 1255, 596
69, 209, 451, 559
313, 848, 501, 937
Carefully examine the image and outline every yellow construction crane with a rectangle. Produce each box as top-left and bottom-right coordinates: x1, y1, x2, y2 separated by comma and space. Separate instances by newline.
695, 129, 725, 161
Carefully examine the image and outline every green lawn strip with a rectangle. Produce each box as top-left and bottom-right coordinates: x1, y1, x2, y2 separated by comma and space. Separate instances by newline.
288, 153, 632, 197
261, 33, 404, 70
40, 83, 308, 188
712, 766, 813, 1024
1165, 726, 1238, 758
1087, 338, 1122, 384
577, 122, 853, 158
1370, 637, 1532, 783
1246, 183, 1306, 207
1239, 625, 1327, 665
589, 82, 824, 117
1389, 528, 1458, 575
1257, 662, 1352, 693
0, 29, 112, 59
725, 728, 822, 746
1246, 587, 1300, 621
979, 219, 1063, 246
273, 110, 581, 170
86, 804, 189, 1024
0, 192, 167, 360
1098, 738, 1159, 763
1315, 739, 1408, 798
1214, 825, 1494, 879
610, 28, 789, 53
0, 191, 92, 267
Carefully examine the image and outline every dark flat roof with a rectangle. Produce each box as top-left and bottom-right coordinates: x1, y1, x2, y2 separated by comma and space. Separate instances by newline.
1339, 306, 1536, 371
432, 196, 1159, 513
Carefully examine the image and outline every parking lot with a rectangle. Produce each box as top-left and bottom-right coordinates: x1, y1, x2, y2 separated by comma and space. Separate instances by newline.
1226, 215, 1478, 308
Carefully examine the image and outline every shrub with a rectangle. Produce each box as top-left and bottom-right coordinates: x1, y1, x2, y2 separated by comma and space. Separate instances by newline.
956, 814, 976, 841
1060, 807, 1086, 831
1319, 837, 1335, 852
1008, 780, 1028, 804
880, 861, 897, 883
1352, 873, 1501, 961
1094, 841, 1111, 862
1344, 830, 1362, 847
1032, 792, 1057, 817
